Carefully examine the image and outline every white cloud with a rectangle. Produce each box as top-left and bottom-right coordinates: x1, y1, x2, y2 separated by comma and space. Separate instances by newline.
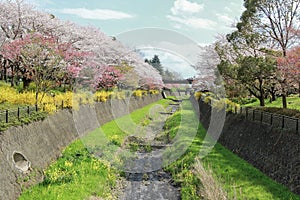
59, 8, 134, 20
216, 13, 233, 25
198, 43, 210, 47
224, 6, 232, 13
167, 0, 215, 30
171, 0, 204, 15
167, 15, 216, 30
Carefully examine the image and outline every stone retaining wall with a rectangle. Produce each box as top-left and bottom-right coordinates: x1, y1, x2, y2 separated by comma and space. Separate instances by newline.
191, 97, 300, 195
0, 94, 162, 200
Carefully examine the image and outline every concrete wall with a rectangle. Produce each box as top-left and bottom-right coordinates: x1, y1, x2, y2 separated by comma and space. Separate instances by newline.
0, 94, 162, 200
192, 97, 300, 195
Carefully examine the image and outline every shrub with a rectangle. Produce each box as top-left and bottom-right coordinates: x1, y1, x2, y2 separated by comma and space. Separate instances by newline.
94, 90, 113, 102
149, 90, 159, 95
132, 90, 146, 97
194, 92, 202, 100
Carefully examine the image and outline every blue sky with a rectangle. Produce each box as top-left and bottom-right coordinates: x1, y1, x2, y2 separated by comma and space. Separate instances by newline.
31, 0, 245, 78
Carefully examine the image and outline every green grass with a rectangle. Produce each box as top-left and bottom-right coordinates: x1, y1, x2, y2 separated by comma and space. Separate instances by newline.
164, 100, 300, 200
244, 95, 300, 110
0, 111, 47, 132
81, 99, 170, 148
19, 99, 170, 200
19, 140, 117, 200
0, 102, 22, 110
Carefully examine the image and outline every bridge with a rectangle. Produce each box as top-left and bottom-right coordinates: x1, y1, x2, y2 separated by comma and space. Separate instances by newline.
162, 78, 194, 84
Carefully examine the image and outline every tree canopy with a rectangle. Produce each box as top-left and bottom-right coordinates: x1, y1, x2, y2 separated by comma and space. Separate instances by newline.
215, 0, 300, 108
0, 0, 164, 98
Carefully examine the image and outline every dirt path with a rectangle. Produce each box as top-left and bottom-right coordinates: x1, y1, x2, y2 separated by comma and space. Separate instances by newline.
118, 103, 181, 200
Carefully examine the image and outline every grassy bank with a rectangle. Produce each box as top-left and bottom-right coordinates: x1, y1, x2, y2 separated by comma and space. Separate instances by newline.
163, 100, 300, 200
242, 95, 300, 118
19, 99, 169, 200
244, 95, 300, 110
19, 140, 118, 200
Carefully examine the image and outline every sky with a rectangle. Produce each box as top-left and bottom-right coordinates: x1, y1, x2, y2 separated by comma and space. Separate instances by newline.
30, 0, 245, 78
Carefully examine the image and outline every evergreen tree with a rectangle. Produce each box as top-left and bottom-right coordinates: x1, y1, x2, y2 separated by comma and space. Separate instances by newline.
146, 55, 164, 76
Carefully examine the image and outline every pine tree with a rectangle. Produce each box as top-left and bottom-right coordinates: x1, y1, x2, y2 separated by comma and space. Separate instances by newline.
146, 55, 164, 76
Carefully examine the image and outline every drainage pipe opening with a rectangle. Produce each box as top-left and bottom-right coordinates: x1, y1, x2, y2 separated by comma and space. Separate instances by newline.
12, 152, 31, 172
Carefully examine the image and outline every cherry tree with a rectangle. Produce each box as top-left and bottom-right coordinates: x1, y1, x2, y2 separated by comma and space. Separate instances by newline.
193, 45, 218, 91
277, 46, 300, 97
57, 25, 163, 89
236, 0, 300, 108
1, 33, 89, 103
0, 0, 66, 84
0, 0, 164, 91
192, 74, 216, 92
93, 66, 123, 91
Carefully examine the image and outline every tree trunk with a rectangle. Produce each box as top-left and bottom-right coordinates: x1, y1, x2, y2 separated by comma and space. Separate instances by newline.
282, 93, 287, 108
259, 79, 265, 106
259, 95, 265, 106
271, 92, 276, 101
23, 78, 31, 89
10, 66, 14, 87
0, 68, 4, 81
298, 82, 300, 97
3, 63, 7, 82
0, 61, 3, 80
269, 86, 276, 101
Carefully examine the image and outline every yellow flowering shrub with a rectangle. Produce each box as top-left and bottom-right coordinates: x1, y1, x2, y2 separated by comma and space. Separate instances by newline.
42, 103, 57, 113
149, 90, 160, 95
95, 90, 113, 102
142, 90, 148, 96
1, 85, 159, 113
225, 98, 240, 113
0, 86, 15, 103
211, 97, 240, 112
204, 96, 213, 104
132, 90, 143, 97
132, 90, 148, 97
194, 91, 202, 100
111, 91, 126, 100
195, 91, 240, 113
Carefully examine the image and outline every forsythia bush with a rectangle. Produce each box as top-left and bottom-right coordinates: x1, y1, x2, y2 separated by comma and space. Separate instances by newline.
194, 91, 202, 100
149, 90, 160, 95
95, 90, 126, 101
133, 90, 148, 97
195, 91, 240, 112
212, 98, 240, 112
204, 96, 213, 104
111, 91, 126, 100
95, 90, 113, 102
0, 86, 159, 113
132, 90, 143, 97
0, 86, 19, 104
